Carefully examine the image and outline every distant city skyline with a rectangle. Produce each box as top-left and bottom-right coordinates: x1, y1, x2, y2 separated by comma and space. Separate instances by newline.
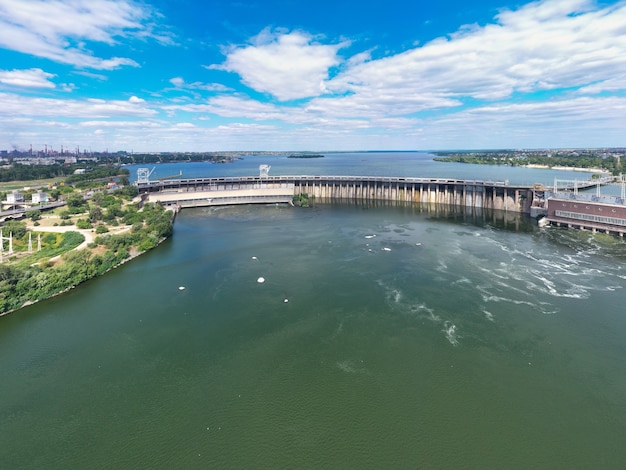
1, 0, 625, 152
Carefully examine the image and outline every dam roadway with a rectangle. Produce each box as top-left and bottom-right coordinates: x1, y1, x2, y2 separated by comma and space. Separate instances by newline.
138, 175, 535, 212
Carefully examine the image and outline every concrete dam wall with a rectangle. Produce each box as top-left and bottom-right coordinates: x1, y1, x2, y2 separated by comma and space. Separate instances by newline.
140, 176, 535, 213
291, 176, 533, 213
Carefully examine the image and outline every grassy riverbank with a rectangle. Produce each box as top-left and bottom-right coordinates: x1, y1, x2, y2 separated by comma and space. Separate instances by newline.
0, 199, 173, 316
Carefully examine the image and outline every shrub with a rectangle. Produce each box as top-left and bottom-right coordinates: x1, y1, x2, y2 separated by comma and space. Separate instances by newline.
76, 219, 92, 229
25, 210, 42, 221
43, 233, 57, 244
1, 220, 27, 239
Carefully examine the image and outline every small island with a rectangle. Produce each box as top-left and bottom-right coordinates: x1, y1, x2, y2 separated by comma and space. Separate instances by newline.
287, 154, 325, 159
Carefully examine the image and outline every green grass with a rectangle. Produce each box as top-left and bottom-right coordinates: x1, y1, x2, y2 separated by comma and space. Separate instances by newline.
0, 177, 59, 192
13, 231, 85, 267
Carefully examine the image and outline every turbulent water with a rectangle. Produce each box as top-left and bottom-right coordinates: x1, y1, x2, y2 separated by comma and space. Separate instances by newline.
1, 154, 626, 468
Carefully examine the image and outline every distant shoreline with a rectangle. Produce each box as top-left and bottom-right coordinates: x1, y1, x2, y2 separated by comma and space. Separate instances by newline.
524, 164, 610, 173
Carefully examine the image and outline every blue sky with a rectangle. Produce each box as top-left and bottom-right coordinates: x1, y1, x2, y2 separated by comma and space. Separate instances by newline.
0, 0, 625, 152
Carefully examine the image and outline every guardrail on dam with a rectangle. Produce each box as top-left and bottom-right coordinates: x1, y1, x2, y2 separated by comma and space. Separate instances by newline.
139, 175, 535, 213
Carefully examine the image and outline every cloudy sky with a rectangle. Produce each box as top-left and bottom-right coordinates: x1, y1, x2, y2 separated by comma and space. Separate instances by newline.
0, 0, 625, 152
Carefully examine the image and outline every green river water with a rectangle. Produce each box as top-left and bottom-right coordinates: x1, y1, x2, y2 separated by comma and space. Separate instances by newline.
1, 202, 626, 468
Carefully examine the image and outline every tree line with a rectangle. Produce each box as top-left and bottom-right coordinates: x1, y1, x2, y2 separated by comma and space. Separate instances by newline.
433, 152, 626, 175
0, 164, 128, 183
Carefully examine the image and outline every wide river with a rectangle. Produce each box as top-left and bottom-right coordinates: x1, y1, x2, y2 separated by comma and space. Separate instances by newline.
1, 153, 625, 468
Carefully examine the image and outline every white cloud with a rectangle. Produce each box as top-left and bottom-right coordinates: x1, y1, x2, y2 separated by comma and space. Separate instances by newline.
60, 83, 77, 92
170, 77, 185, 87
578, 75, 626, 94
325, 0, 626, 109
79, 120, 161, 128
129, 96, 145, 103
304, 93, 460, 120
197, 0, 626, 133
0, 0, 164, 69
163, 95, 285, 120
0, 68, 56, 88
415, 95, 626, 149
169, 76, 230, 92
0, 92, 157, 118
73, 71, 109, 81
217, 28, 348, 100
3, 94, 623, 151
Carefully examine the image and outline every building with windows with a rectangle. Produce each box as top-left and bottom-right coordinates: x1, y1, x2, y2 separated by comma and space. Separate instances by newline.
31, 191, 49, 204
546, 197, 626, 236
6, 190, 24, 204
2, 190, 25, 210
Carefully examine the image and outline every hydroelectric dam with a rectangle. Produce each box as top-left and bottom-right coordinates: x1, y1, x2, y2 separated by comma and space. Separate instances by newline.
138, 174, 535, 213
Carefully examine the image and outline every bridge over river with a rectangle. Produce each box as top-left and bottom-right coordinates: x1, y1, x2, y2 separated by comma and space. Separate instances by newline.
139, 175, 537, 213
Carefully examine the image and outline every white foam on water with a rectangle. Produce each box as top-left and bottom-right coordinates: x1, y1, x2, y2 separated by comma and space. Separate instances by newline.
389, 288, 402, 303
477, 285, 559, 315
336, 360, 356, 373
528, 273, 588, 299
470, 225, 626, 316
477, 285, 538, 308
378, 280, 403, 306
452, 277, 472, 286
336, 360, 367, 374
257, 277, 265, 283
178, 286, 185, 291
479, 265, 511, 281
482, 310, 495, 322
435, 260, 448, 273
443, 321, 460, 346
493, 278, 531, 297
410, 303, 441, 323
449, 245, 463, 256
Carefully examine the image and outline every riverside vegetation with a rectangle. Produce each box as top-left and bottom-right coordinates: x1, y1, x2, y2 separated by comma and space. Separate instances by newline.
0, 180, 173, 315
433, 149, 626, 175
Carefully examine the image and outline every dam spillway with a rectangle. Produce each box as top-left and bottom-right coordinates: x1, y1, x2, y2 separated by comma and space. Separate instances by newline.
292, 176, 531, 212
139, 175, 535, 213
